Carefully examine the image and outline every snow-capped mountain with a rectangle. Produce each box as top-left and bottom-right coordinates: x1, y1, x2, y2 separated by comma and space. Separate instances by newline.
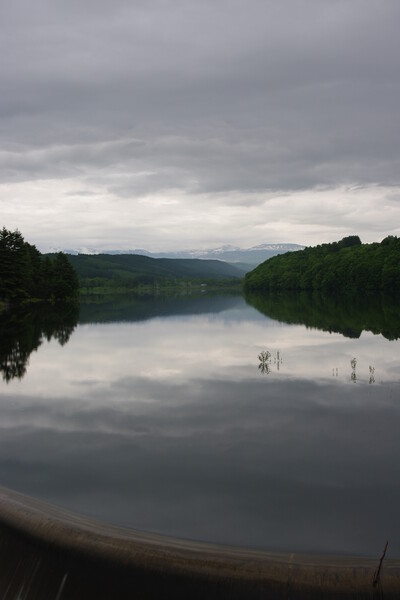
54, 243, 305, 266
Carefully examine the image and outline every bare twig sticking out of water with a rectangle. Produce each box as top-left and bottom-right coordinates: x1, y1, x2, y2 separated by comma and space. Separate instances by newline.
258, 350, 282, 375
369, 365, 376, 384
258, 350, 271, 375
373, 540, 388, 589
258, 350, 271, 363
351, 357, 357, 383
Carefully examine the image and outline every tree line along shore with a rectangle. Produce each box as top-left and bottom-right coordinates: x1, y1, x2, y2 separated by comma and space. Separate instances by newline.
0, 228, 79, 305
0, 228, 243, 306
2, 229, 400, 306
243, 235, 400, 293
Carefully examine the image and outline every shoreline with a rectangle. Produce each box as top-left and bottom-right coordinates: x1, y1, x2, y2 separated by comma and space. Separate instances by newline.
0, 486, 399, 598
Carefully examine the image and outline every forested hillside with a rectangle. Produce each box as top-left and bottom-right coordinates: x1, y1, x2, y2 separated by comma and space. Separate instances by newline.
0, 228, 79, 303
244, 236, 400, 292
66, 253, 243, 290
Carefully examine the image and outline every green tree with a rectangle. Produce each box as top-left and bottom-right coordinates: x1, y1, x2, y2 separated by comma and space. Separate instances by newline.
0, 228, 79, 303
50, 252, 80, 300
0, 227, 32, 300
244, 236, 400, 293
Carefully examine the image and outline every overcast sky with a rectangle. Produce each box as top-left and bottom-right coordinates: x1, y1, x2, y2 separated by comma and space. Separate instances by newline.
1, 0, 399, 251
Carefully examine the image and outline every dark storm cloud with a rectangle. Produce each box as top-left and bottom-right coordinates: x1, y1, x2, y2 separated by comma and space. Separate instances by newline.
1, 0, 400, 248
1, 0, 399, 191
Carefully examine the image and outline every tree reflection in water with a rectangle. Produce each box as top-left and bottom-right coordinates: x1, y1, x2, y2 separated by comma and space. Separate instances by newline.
247, 290, 397, 382
0, 304, 79, 382
245, 290, 400, 340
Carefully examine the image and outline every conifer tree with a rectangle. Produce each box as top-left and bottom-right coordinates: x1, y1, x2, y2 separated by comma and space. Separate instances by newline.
0, 228, 79, 302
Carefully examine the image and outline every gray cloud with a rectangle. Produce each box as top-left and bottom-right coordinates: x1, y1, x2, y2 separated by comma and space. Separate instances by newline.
1, 0, 400, 248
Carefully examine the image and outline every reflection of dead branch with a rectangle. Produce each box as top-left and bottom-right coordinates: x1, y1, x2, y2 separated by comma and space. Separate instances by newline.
258, 350, 271, 375
258, 361, 270, 375
373, 540, 388, 589
350, 357, 358, 383
258, 350, 282, 375
369, 365, 376, 385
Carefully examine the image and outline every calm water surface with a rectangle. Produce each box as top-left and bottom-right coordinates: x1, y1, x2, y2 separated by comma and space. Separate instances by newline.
0, 293, 399, 557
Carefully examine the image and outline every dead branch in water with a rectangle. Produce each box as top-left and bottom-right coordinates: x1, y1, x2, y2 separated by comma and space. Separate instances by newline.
373, 540, 389, 588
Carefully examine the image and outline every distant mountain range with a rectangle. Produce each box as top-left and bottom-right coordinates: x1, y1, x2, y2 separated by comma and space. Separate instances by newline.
57, 243, 305, 268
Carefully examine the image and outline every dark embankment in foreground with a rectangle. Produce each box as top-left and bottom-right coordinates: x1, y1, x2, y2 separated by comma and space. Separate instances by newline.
0, 487, 399, 599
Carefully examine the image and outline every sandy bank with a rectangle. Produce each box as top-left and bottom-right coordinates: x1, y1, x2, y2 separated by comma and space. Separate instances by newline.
0, 486, 399, 599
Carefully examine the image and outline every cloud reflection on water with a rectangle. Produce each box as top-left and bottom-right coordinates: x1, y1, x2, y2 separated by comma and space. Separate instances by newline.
0, 375, 399, 556
0, 294, 399, 556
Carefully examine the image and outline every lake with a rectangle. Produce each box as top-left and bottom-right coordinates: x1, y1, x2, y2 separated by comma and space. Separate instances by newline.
0, 291, 399, 557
